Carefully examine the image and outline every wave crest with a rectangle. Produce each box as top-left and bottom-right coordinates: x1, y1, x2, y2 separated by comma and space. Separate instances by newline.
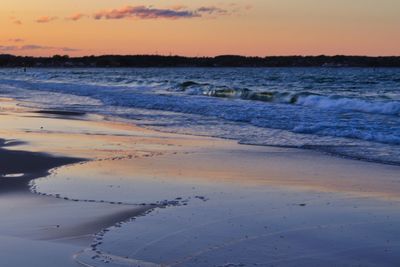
178, 81, 400, 116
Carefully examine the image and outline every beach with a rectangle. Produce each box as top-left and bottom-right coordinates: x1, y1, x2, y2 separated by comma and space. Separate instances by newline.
0, 97, 399, 266
2, 0, 400, 265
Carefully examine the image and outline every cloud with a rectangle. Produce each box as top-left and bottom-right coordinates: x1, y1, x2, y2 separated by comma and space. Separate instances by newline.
60, 47, 80, 52
8, 38, 24, 43
0, 44, 79, 52
66, 13, 87, 21
0, 45, 18, 51
34, 4, 241, 24
10, 16, 22, 25
92, 5, 230, 20
36, 16, 58, 23
20, 45, 51, 50
196, 6, 228, 15
93, 6, 198, 20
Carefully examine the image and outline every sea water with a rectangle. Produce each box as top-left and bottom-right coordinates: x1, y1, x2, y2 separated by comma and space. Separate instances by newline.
0, 67, 399, 165
2, 67, 400, 267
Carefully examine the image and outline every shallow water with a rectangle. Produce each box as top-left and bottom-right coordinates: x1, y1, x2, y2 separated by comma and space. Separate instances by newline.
30, 125, 400, 266
35, 153, 400, 267
0, 67, 399, 164
74, 183, 400, 267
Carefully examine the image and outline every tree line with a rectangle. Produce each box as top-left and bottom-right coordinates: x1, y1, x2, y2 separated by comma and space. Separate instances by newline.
1, 54, 400, 67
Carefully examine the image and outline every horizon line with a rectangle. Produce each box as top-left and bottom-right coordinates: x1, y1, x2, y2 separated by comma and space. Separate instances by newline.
2, 54, 400, 58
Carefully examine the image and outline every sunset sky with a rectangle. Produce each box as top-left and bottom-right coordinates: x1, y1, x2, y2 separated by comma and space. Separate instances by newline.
1, 0, 400, 56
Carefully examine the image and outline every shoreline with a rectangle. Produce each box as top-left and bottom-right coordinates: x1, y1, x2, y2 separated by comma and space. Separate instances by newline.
1, 98, 400, 266
0, 101, 159, 266
2, 96, 400, 201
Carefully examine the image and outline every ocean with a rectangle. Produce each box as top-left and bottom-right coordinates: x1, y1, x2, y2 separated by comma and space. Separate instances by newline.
0, 67, 399, 165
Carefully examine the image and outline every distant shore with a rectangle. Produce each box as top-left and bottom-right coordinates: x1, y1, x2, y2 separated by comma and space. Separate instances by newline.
1, 54, 400, 68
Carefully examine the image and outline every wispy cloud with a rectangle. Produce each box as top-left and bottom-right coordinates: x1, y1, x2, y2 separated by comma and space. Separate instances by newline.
0, 45, 18, 51
60, 47, 80, 52
10, 16, 22, 25
33, 4, 249, 24
196, 6, 228, 15
8, 38, 24, 43
0, 44, 79, 52
93, 6, 198, 20
66, 13, 87, 21
92, 5, 232, 20
20, 45, 51, 50
36, 16, 58, 23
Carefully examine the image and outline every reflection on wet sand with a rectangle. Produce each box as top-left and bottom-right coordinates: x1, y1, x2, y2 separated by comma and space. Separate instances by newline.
1, 98, 400, 266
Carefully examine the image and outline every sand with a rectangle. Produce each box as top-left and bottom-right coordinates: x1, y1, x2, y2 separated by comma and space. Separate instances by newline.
0, 101, 155, 266
1, 98, 399, 266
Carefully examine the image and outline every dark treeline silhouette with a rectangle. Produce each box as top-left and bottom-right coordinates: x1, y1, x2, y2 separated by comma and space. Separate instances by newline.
1, 54, 400, 68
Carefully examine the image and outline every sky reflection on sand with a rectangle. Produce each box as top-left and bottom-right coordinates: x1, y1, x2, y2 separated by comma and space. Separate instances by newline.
2, 99, 400, 266
32, 117, 400, 266
75, 183, 400, 267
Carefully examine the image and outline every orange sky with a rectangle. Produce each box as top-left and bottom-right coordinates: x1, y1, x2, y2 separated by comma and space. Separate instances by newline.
1, 0, 400, 56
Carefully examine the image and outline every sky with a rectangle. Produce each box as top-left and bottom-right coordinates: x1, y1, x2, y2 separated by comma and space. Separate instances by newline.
1, 0, 400, 56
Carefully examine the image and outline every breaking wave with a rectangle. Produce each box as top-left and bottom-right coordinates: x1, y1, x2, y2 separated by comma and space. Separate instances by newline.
178, 81, 400, 116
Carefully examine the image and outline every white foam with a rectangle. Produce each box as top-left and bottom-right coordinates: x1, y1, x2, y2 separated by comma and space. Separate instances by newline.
296, 95, 400, 116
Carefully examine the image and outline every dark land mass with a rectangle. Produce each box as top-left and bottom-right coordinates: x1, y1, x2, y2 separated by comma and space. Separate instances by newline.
1, 54, 400, 68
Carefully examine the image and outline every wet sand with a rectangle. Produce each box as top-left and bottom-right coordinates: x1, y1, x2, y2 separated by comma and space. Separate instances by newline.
0, 101, 155, 266
1, 98, 399, 266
